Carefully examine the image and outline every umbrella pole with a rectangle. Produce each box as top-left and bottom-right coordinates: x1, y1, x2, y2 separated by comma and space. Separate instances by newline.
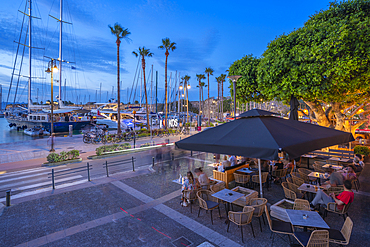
258, 159, 263, 197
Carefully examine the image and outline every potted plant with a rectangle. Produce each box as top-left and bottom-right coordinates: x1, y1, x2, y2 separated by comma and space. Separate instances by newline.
354, 145, 370, 162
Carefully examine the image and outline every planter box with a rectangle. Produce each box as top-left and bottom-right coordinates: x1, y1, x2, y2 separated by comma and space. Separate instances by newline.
231, 186, 258, 207
270, 199, 294, 222
43, 158, 82, 167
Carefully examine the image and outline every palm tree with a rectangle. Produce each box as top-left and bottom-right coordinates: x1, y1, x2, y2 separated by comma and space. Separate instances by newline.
196, 74, 206, 117
181, 75, 191, 123
133, 47, 153, 131
158, 38, 176, 129
219, 74, 226, 119
205, 67, 214, 125
215, 75, 221, 119
109, 23, 131, 135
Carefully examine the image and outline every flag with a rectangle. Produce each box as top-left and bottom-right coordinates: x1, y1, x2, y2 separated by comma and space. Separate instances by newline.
71, 66, 76, 70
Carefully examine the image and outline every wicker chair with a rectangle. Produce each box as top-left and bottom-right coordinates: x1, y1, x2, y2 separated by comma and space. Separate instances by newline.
292, 175, 305, 187
227, 206, 255, 242
248, 198, 268, 232
294, 230, 329, 247
182, 189, 197, 213
328, 217, 353, 246
326, 186, 344, 195
291, 171, 301, 178
271, 168, 287, 184
298, 168, 317, 184
234, 173, 250, 187
313, 163, 326, 173
252, 172, 269, 193
282, 182, 297, 201
287, 182, 305, 199
196, 190, 221, 224
286, 177, 293, 183
351, 178, 360, 192
323, 201, 351, 221
293, 199, 311, 211
265, 205, 294, 245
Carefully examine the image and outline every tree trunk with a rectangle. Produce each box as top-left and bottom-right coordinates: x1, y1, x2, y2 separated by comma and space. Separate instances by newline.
142, 57, 150, 131
221, 80, 224, 119
164, 50, 169, 129
199, 82, 201, 116
116, 39, 121, 135
304, 100, 331, 127
207, 73, 210, 125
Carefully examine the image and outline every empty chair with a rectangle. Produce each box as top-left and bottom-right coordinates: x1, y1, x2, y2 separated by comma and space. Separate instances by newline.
265, 205, 294, 245
197, 190, 221, 224
292, 175, 305, 187
252, 172, 269, 193
249, 198, 268, 232
183, 189, 197, 213
328, 217, 353, 246
287, 182, 305, 199
282, 182, 297, 201
271, 168, 287, 184
298, 168, 317, 184
286, 177, 293, 183
227, 206, 255, 242
313, 163, 326, 173
234, 173, 250, 187
293, 199, 311, 211
294, 230, 329, 247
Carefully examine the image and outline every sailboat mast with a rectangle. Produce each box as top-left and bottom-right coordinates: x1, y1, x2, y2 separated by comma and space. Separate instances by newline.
28, 0, 32, 113
58, 0, 63, 106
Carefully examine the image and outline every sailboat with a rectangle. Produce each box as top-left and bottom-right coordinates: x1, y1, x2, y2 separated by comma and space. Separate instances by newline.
5, 0, 94, 132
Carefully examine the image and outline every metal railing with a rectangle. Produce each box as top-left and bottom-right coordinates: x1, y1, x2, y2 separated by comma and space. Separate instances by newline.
103, 157, 136, 177
48, 163, 93, 189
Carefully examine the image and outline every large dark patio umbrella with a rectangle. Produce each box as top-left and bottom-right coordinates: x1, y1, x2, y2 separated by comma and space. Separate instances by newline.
289, 95, 299, 121
175, 115, 354, 196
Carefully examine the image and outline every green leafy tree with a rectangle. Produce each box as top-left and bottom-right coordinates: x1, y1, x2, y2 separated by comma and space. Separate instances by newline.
158, 38, 176, 129
205, 67, 214, 124
219, 74, 226, 116
109, 23, 131, 135
133, 47, 153, 131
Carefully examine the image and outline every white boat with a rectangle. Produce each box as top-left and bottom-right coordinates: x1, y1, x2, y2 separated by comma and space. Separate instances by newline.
24, 127, 50, 136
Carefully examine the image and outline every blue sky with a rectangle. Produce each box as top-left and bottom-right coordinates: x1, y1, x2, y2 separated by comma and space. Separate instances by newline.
0, 0, 332, 105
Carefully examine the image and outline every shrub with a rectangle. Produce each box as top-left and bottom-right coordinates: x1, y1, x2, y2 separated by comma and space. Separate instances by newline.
95, 143, 132, 155
59, 151, 68, 161
140, 143, 151, 147
68, 150, 80, 159
46, 149, 80, 163
47, 153, 60, 163
354, 145, 370, 156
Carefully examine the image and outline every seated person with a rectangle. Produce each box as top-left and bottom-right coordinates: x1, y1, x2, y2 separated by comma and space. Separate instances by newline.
341, 165, 357, 181
284, 159, 294, 170
353, 159, 363, 172
354, 154, 365, 168
194, 167, 209, 190
311, 180, 354, 211
272, 159, 284, 170
261, 160, 269, 172
324, 166, 344, 186
229, 155, 237, 166
181, 171, 196, 206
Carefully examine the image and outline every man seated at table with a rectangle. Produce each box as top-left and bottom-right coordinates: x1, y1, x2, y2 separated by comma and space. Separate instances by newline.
229, 155, 237, 166
324, 166, 343, 186
311, 180, 354, 211
218, 155, 231, 172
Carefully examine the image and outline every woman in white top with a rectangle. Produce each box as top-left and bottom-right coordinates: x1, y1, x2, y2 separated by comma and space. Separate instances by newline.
194, 167, 209, 190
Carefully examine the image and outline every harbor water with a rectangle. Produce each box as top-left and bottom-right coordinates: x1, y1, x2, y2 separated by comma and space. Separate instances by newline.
0, 118, 47, 144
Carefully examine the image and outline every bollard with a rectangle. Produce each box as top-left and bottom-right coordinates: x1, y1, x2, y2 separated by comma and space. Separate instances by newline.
52, 169, 55, 189
6, 190, 11, 207
87, 162, 91, 182
172, 153, 174, 160
132, 157, 135, 171
152, 157, 155, 167
105, 161, 109, 177
191, 150, 193, 156
69, 125, 73, 137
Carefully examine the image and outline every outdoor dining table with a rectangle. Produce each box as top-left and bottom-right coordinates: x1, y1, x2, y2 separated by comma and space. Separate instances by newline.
328, 157, 350, 165
286, 209, 330, 232
301, 154, 317, 169
236, 168, 255, 174
211, 188, 245, 224
322, 164, 343, 170
308, 172, 330, 185
298, 183, 328, 201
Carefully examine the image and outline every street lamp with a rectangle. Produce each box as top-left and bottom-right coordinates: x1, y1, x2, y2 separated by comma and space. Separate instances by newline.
45, 59, 58, 152
227, 75, 242, 120
186, 84, 190, 123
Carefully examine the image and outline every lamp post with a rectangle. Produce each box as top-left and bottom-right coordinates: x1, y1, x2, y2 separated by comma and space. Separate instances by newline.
227, 75, 242, 120
133, 110, 136, 148
186, 84, 190, 124
179, 84, 183, 115
45, 59, 59, 152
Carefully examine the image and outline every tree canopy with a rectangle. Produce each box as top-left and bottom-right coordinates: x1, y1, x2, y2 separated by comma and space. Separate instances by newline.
229, 0, 370, 132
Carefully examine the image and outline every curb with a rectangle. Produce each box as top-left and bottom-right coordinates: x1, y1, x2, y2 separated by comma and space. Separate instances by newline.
42, 158, 83, 167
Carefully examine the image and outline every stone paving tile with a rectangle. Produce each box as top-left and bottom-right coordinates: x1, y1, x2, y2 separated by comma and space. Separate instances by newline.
0, 183, 144, 246
43, 208, 209, 247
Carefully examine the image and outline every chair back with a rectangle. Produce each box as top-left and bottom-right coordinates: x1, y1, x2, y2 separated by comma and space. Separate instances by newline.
313, 164, 325, 173
197, 190, 213, 210
286, 177, 293, 183
261, 172, 269, 183
340, 217, 353, 244
234, 173, 250, 184
248, 198, 268, 217
183, 189, 197, 201
341, 202, 352, 214
291, 171, 301, 177
327, 186, 344, 195
210, 182, 225, 193
307, 230, 329, 247
292, 175, 305, 186
264, 205, 273, 231
282, 182, 297, 201
293, 199, 310, 211
229, 206, 254, 225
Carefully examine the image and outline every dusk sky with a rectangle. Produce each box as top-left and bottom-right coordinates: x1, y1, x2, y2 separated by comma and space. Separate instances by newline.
0, 0, 332, 105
